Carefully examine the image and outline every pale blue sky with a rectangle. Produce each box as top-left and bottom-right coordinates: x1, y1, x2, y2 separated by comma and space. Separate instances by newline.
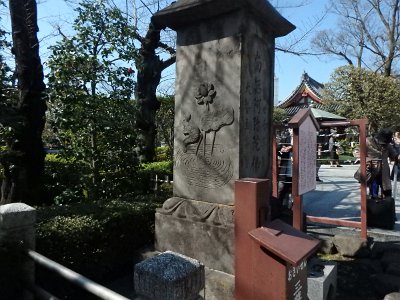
4, 0, 345, 102
274, 0, 344, 103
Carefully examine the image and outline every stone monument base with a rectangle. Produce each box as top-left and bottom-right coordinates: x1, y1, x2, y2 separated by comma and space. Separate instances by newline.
155, 197, 234, 275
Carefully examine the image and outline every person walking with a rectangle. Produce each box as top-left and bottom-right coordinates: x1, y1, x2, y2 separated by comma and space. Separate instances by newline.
329, 134, 342, 167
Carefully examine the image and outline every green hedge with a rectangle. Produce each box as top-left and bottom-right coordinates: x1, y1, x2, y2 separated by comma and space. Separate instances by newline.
44, 153, 146, 205
140, 160, 173, 175
44, 154, 86, 205
133, 160, 173, 195
35, 199, 161, 284
155, 146, 171, 161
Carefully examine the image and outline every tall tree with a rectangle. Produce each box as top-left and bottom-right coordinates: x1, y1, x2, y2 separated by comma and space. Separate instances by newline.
134, 18, 175, 162
60, 0, 320, 163
58, 0, 176, 163
313, 0, 400, 76
155, 95, 174, 159
323, 65, 400, 131
0, 0, 46, 205
47, 0, 139, 201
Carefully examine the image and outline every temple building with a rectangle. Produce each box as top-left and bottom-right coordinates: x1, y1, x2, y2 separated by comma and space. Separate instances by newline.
277, 72, 341, 118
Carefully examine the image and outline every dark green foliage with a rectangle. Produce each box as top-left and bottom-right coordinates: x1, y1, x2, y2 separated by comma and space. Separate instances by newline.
156, 96, 174, 159
43, 154, 172, 205
44, 154, 86, 205
273, 107, 289, 124
136, 160, 173, 196
43, 153, 153, 205
35, 199, 161, 282
46, 0, 140, 201
155, 146, 171, 162
140, 160, 173, 175
323, 66, 400, 132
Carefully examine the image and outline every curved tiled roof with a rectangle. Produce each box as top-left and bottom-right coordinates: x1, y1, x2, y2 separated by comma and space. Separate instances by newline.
283, 103, 342, 118
278, 72, 325, 108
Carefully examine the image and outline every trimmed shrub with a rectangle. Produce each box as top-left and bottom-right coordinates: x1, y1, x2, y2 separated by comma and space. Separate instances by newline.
140, 160, 172, 176
155, 146, 171, 161
35, 199, 160, 282
44, 154, 86, 205
134, 160, 173, 195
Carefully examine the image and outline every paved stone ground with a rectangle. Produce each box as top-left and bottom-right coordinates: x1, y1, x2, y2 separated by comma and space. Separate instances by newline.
304, 163, 400, 232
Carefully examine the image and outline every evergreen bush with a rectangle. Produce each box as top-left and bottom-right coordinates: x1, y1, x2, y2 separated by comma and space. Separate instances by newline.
35, 199, 161, 282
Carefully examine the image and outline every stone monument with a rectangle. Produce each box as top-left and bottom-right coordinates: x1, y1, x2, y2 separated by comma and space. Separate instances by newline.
153, 0, 294, 294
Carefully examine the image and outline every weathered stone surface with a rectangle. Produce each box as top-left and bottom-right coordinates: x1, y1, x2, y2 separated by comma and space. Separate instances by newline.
157, 197, 234, 225
155, 211, 234, 274
153, 0, 294, 284
0, 203, 36, 300
172, 15, 276, 205
201, 267, 234, 300
307, 257, 337, 300
317, 238, 337, 255
332, 234, 368, 257
134, 251, 205, 300
157, 0, 293, 206
384, 292, 400, 300
153, 0, 295, 36
0, 203, 36, 229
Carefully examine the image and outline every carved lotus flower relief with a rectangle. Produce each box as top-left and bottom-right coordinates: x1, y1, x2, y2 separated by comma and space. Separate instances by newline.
195, 83, 216, 110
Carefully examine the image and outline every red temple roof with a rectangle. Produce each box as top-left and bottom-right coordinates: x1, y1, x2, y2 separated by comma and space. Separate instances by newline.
278, 72, 324, 108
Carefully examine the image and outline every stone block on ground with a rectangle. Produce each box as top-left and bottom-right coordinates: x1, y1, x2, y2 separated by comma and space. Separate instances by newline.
307, 257, 337, 300
384, 292, 400, 300
134, 251, 205, 300
332, 234, 369, 257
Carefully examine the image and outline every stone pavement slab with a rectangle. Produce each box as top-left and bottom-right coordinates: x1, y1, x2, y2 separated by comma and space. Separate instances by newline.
304, 164, 400, 235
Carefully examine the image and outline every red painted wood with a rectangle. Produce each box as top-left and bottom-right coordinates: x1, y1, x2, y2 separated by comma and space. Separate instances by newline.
235, 179, 270, 300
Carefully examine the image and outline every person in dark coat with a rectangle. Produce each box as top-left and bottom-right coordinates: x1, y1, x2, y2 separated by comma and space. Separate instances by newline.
365, 128, 400, 197
277, 129, 293, 209
329, 134, 342, 167
390, 131, 400, 183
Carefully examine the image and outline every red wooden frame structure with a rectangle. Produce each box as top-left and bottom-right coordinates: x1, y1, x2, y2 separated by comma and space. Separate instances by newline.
272, 118, 369, 239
